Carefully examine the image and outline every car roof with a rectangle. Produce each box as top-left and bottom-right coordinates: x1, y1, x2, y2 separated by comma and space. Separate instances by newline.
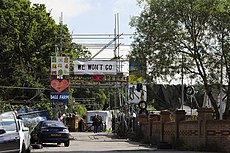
0, 111, 15, 116
0, 111, 16, 118
41, 120, 66, 128
42, 120, 62, 123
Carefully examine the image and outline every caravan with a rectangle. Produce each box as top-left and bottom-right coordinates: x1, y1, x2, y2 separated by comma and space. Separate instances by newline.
86, 110, 112, 131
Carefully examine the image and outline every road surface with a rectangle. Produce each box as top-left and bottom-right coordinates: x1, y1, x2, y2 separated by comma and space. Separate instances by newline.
32, 132, 217, 153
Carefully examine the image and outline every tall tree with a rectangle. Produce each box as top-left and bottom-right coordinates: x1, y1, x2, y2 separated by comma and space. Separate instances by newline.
209, 1, 230, 117
0, 0, 90, 104
0, 0, 59, 102
130, 0, 230, 119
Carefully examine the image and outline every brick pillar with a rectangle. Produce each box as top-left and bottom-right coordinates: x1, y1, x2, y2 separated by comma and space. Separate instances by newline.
174, 110, 186, 140
138, 113, 148, 138
160, 110, 171, 122
150, 114, 160, 121
175, 110, 186, 122
149, 114, 160, 137
197, 108, 214, 145
138, 113, 148, 124
197, 108, 214, 121
160, 110, 171, 141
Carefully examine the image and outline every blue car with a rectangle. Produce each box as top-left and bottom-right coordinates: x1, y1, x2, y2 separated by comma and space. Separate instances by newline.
30, 120, 70, 147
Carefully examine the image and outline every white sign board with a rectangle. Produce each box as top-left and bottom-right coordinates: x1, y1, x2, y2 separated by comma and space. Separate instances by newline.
74, 60, 117, 75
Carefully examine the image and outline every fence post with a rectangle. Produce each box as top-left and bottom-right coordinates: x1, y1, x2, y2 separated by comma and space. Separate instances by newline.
174, 110, 186, 140
160, 110, 171, 142
197, 108, 214, 145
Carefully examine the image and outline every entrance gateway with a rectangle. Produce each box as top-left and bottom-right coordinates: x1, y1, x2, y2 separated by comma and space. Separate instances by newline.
50, 57, 129, 118
50, 56, 147, 133
49, 57, 147, 104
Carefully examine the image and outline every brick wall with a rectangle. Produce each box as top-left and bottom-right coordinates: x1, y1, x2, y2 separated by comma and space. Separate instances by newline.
150, 120, 161, 143
164, 121, 176, 142
178, 120, 199, 147
206, 120, 230, 151
137, 108, 230, 152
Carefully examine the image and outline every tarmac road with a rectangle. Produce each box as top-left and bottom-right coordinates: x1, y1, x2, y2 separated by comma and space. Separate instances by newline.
31, 132, 218, 153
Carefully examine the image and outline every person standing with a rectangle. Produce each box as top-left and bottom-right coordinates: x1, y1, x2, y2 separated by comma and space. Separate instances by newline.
98, 115, 103, 132
92, 114, 100, 133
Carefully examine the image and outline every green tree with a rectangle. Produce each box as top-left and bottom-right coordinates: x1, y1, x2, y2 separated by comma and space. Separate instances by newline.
130, 0, 230, 119
0, 0, 91, 107
0, 0, 58, 102
209, 1, 230, 117
0, 0, 112, 116
73, 104, 87, 117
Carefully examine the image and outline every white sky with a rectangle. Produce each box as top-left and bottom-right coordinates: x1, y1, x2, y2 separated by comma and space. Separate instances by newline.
30, 0, 141, 45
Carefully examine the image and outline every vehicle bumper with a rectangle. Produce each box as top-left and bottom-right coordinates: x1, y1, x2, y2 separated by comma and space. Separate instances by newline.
40, 133, 70, 143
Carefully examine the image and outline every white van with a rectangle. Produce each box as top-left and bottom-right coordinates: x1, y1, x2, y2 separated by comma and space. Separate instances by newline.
86, 110, 112, 131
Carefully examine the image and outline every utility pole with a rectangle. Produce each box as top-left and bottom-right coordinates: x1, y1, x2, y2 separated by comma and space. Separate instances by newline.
181, 54, 184, 110
59, 12, 63, 56
114, 13, 118, 115
220, 40, 224, 120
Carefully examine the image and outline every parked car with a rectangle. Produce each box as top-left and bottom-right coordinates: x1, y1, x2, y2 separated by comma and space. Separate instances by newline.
0, 111, 31, 153
31, 120, 70, 147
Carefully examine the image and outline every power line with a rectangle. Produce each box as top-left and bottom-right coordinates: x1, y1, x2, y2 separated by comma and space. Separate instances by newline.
0, 86, 50, 90
72, 37, 124, 40
71, 33, 135, 36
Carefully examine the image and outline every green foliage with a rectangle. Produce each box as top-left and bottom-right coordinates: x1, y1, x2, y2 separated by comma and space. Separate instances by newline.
0, 103, 13, 113
0, 0, 58, 102
130, 0, 230, 118
0, 0, 92, 109
73, 88, 111, 111
73, 104, 87, 117
147, 106, 156, 111
127, 130, 144, 142
33, 100, 53, 117
0, 0, 116, 116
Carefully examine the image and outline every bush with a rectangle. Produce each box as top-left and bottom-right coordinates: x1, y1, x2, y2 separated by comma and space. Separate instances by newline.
127, 129, 144, 142
73, 104, 87, 117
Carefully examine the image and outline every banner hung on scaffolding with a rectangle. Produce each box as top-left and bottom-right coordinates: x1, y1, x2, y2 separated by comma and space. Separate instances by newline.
73, 60, 117, 75
50, 56, 70, 102
128, 84, 147, 104
128, 58, 147, 104
129, 58, 143, 84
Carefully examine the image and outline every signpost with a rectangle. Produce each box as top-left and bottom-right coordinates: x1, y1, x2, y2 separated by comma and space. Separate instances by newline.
50, 56, 70, 102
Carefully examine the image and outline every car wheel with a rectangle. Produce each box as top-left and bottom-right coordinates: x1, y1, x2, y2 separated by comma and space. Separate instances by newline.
26, 145, 31, 153
32, 144, 43, 149
57, 142, 61, 146
37, 138, 43, 146
64, 140, 70, 147
21, 143, 26, 153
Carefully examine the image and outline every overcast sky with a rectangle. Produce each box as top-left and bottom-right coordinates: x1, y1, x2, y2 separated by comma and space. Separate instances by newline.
30, 0, 141, 44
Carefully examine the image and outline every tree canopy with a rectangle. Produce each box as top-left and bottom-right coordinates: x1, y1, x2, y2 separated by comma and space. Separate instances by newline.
0, 0, 91, 104
130, 0, 230, 119
0, 0, 114, 118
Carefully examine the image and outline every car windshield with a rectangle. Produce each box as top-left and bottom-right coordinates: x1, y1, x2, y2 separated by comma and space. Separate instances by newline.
43, 121, 65, 128
0, 112, 17, 131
